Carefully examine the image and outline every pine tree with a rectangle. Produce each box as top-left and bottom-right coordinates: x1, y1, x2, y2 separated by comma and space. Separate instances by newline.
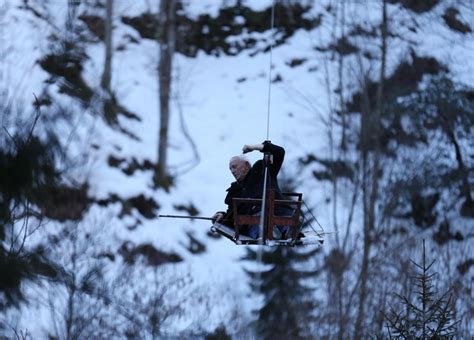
0, 110, 60, 308
243, 246, 320, 339
385, 240, 459, 338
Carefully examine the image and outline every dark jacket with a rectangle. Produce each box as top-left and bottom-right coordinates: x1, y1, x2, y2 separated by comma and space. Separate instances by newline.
221, 141, 291, 227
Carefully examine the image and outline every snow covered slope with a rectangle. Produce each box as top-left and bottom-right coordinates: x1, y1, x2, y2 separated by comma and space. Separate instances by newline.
2, 0, 473, 336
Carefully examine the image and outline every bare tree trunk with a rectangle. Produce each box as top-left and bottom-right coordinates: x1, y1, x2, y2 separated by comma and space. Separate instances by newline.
338, 1, 347, 153
64, 5, 79, 335
354, 77, 372, 338
65, 274, 76, 340
354, 0, 387, 337
335, 3, 348, 339
448, 130, 473, 210
101, 0, 113, 92
65, 230, 78, 340
336, 270, 346, 340
156, 0, 177, 186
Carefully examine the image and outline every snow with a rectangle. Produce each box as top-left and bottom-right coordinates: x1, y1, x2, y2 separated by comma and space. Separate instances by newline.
3, 0, 473, 336
183, 0, 276, 19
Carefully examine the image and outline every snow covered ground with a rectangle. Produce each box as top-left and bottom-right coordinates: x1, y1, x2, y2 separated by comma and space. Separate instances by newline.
2, 0, 473, 336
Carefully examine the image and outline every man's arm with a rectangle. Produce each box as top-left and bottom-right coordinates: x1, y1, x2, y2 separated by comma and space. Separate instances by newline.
242, 141, 285, 175
213, 186, 236, 224
242, 143, 264, 153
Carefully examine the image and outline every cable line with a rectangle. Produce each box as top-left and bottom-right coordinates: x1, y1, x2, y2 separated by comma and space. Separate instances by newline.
258, 0, 277, 245
256, 1, 277, 316
265, 0, 276, 140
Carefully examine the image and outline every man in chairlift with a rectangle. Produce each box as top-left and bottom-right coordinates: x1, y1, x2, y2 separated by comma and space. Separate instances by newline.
212, 141, 296, 240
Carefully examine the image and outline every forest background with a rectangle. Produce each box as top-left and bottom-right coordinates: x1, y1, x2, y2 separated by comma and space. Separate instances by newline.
0, 0, 473, 338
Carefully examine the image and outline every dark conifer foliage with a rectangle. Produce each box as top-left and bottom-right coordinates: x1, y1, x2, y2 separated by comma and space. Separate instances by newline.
3, 0, 473, 336
386, 241, 460, 338
243, 246, 321, 339
240, 174, 322, 338
204, 324, 231, 340
0, 112, 61, 308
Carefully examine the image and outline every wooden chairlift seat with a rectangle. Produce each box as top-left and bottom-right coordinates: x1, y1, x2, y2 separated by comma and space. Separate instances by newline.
211, 191, 323, 246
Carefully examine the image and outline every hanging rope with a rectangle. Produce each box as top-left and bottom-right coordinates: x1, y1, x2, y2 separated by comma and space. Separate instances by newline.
265, 0, 276, 140
258, 0, 277, 244
256, 0, 277, 307
258, 165, 269, 246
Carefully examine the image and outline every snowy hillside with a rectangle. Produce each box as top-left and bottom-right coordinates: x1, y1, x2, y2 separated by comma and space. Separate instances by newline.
1, 0, 473, 338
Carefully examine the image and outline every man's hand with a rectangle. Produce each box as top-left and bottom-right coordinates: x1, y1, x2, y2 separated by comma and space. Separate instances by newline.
212, 212, 225, 224
242, 143, 263, 154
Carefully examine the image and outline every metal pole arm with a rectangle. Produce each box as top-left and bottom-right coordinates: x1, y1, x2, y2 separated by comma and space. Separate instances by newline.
158, 214, 213, 221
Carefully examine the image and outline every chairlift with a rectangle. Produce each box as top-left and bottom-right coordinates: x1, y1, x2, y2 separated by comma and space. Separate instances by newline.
210, 153, 324, 247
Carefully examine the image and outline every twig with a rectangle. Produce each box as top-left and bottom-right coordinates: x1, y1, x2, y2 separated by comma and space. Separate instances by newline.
26, 93, 42, 145
2, 126, 18, 149
172, 60, 200, 176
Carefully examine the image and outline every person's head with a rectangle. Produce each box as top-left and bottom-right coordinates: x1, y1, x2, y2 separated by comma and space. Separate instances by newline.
229, 155, 251, 182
